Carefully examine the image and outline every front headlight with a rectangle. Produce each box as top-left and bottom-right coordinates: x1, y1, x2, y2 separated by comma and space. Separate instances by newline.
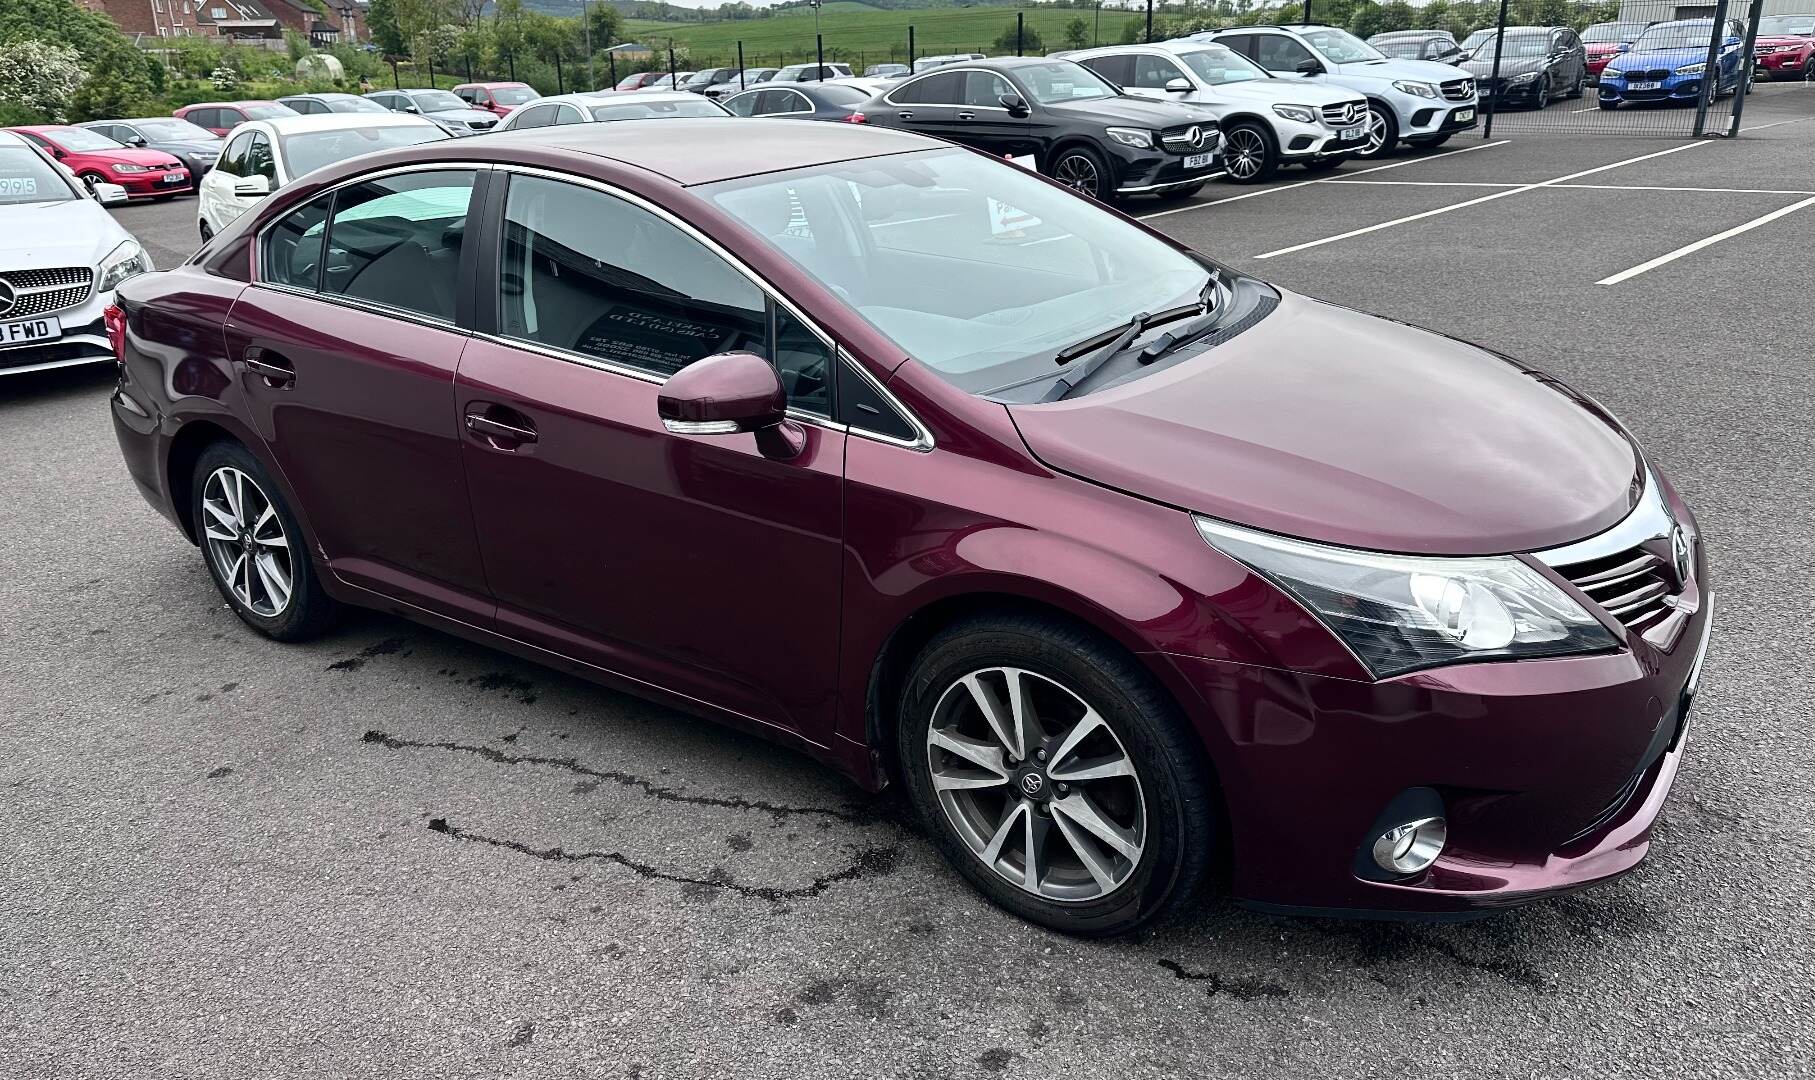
1272, 104, 1317, 123
1509, 72, 1540, 84
98, 239, 154, 293
1105, 126, 1156, 149
111, 163, 149, 174
1392, 80, 1439, 97
1675, 62, 1705, 75
1195, 516, 1619, 678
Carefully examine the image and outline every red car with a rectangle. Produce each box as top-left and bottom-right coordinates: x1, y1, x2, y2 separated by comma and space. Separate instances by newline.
7, 125, 191, 199
172, 100, 298, 137
107, 121, 1711, 936
612, 72, 668, 91
1581, 20, 1651, 83
1753, 13, 1815, 79
452, 81, 541, 117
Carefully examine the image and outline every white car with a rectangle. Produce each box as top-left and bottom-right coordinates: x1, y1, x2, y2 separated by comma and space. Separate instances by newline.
492, 90, 729, 132
197, 112, 447, 241
1057, 42, 1370, 181
770, 62, 856, 82
0, 131, 151, 376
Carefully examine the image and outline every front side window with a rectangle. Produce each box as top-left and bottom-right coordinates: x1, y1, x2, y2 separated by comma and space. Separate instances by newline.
702, 148, 1208, 395
961, 71, 1014, 107
216, 131, 251, 176
321, 170, 476, 322
510, 104, 557, 129
278, 125, 448, 179
1176, 45, 1268, 84
244, 132, 276, 181
263, 192, 331, 288
723, 93, 759, 117
1131, 55, 1187, 89
1253, 34, 1315, 71
1014, 61, 1117, 104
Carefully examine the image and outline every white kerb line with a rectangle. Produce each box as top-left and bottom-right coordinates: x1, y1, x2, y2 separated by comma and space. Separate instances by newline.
1255, 139, 1711, 259
1596, 194, 1815, 285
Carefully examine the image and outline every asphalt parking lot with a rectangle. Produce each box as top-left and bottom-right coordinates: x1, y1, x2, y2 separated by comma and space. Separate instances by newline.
5, 95, 1814, 1077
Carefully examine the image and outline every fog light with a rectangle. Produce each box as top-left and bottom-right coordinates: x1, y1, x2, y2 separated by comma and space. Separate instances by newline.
1371, 816, 1447, 874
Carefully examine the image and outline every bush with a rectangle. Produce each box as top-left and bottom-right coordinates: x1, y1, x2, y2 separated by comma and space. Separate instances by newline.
0, 37, 85, 123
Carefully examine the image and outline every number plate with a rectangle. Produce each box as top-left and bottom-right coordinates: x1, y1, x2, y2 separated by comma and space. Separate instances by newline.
1183, 152, 1214, 170
1630, 80, 1661, 90
1338, 124, 1365, 141
1454, 108, 1476, 122
0, 315, 61, 350
162, 172, 185, 183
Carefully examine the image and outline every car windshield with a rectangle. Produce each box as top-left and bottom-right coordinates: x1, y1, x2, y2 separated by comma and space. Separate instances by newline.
1759, 15, 1815, 34
1301, 29, 1384, 62
279, 125, 449, 178
1634, 23, 1715, 49
1372, 39, 1428, 58
1016, 61, 1119, 103
811, 84, 870, 104
243, 104, 296, 119
1176, 44, 1270, 83
702, 147, 1209, 394
1462, 29, 1496, 50
327, 96, 388, 113
492, 86, 538, 104
408, 91, 469, 112
133, 118, 215, 141
0, 146, 74, 203
1582, 22, 1648, 42
589, 98, 726, 120
45, 127, 124, 151
1470, 34, 1551, 60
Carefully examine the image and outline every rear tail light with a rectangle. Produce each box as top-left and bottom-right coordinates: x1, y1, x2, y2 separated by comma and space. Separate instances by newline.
104, 303, 126, 367
843, 110, 867, 123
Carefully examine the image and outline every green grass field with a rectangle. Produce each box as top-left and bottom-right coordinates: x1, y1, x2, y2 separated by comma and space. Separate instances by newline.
619, 5, 1148, 70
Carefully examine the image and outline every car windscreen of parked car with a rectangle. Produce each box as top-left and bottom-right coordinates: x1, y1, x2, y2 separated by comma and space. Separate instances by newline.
0, 144, 75, 203
326, 97, 389, 113
1014, 61, 1119, 103
1632, 22, 1715, 48
701, 147, 1207, 393
38, 126, 125, 151
408, 91, 471, 112
278, 125, 450, 178
588, 98, 727, 120
243, 104, 298, 120
1581, 22, 1649, 42
1300, 28, 1385, 62
1469, 33, 1550, 61
132, 118, 217, 140
491, 86, 539, 105
1178, 44, 1272, 83
1372, 39, 1425, 58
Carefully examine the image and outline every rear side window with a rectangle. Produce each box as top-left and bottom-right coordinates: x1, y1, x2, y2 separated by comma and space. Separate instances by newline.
893, 71, 963, 104
186, 108, 217, 130
321, 170, 476, 322
511, 104, 557, 128
1079, 54, 1134, 86
263, 193, 332, 289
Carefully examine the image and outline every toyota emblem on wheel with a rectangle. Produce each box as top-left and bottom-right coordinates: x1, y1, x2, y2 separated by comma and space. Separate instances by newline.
0, 279, 15, 319
1019, 773, 1045, 797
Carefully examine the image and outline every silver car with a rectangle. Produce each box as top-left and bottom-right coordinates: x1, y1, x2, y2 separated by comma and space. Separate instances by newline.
364, 88, 500, 137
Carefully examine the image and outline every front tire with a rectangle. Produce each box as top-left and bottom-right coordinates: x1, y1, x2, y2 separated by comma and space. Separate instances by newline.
897, 613, 1217, 937
1048, 145, 1114, 202
192, 441, 337, 642
1356, 101, 1399, 160
1221, 121, 1278, 183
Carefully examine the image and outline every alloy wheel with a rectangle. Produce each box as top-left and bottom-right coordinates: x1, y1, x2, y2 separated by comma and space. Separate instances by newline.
200, 466, 294, 617
925, 666, 1147, 902
1362, 108, 1389, 156
1053, 154, 1101, 199
1225, 128, 1266, 180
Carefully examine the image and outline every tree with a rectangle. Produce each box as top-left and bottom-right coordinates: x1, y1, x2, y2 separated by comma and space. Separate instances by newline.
0, 0, 154, 121
1064, 17, 1090, 48
991, 18, 1043, 54
0, 38, 84, 123
367, 0, 408, 57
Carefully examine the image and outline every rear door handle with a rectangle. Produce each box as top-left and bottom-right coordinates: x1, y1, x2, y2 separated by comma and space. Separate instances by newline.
464, 408, 538, 447
242, 346, 295, 388
897, 110, 913, 119
956, 111, 976, 120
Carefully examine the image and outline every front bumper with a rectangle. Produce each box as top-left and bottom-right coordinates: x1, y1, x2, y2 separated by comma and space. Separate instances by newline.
0, 291, 113, 375
112, 168, 193, 197
1599, 71, 1710, 105
1162, 547, 1710, 916
1477, 75, 1549, 106
1754, 49, 1813, 75
1111, 137, 1225, 194
1395, 100, 1480, 137
1274, 115, 1372, 159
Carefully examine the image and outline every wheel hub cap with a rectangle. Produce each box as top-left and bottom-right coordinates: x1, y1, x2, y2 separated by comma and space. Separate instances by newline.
201, 466, 295, 618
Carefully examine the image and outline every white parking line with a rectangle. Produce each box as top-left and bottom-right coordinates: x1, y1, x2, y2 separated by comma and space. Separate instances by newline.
1596, 194, 1815, 284
1136, 140, 1510, 221
1321, 179, 1815, 196
1255, 140, 1708, 259
1740, 116, 1815, 132
1327, 180, 1517, 188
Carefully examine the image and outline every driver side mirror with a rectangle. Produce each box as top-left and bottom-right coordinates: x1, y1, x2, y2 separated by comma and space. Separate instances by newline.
658, 351, 802, 457
999, 92, 1031, 117
92, 181, 130, 206
1615, 42, 1631, 52
126, 135, 148, 147
1296, 57, 1325, 75
233, 174, 272, 198
1163, 77, 1193, 94
52, 147, 67, 159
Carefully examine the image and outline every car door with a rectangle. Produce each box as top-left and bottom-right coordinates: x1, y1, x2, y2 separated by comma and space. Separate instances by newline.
202, 130, 250, 232
1124, 52, 1191, 100
453, 171, 846, 736
223, 169, 494, 625
883, 70, 967, 144
1252, 32, 1319, 76
954, 70, 1038, 159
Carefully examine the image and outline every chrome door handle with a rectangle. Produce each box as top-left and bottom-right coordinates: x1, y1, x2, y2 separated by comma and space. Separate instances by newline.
956, 111, 976, 120
897, 110, 913, 119
464, 412, 538, 444
242, 346, 295, 387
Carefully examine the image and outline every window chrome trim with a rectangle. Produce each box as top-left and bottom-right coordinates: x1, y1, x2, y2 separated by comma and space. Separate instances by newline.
252, 280, 471, 335
1531, 471, 1672, 570
881, 67, 1013, 110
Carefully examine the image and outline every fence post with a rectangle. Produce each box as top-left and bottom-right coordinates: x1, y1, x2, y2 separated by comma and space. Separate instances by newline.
554, 53, 563, 93
817, 33, 825, 78
1482, 0, 1510, 139
1303, 0, 1311, 23
737, 40, 745, 89
1727, 0, 1764, 134
1693, 0, 1733, 136
1017, 11, 1025, 55
609, 52, 617, 88
427, 55, 435, 87
668, 42, 677, 85
507, 51, 515, 81
390, 58, 400, 89
1094, 0, 1101, 45
1145, 0, 1153, 43
908, 25, 915, 66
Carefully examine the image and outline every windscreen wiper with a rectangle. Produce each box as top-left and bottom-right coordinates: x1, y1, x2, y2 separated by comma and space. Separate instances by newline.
1039, 275, 1220, 403
1133, 274, 1228, 366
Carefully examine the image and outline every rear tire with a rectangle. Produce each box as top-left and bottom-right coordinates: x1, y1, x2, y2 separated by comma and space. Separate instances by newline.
1599, 98, 1619, 110
1356, 102, 1398, 160
896, 612, 1217, 937
191, 441, 338, 642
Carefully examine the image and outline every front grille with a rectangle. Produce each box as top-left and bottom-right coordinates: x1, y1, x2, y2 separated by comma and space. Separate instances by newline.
1440, 78, 1475, 100
2, 266, 90, 291
1620, 68, 1671, 81
0, 266, 95, 319
1554, 546, 1678, 633
467, 118, 497, 129
1158, 122, 1219, 153
1320, 101, 1367, 125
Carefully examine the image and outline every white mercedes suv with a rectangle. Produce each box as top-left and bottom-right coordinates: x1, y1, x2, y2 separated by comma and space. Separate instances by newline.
1056, 41, 1371, 181
0, 132, 151, 376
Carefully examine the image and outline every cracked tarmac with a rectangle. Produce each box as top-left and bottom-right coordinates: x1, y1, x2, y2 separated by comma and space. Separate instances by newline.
6, 129, 1815, 1077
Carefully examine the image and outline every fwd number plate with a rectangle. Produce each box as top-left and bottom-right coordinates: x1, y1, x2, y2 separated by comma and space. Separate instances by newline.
1454, 108, 1476, 122
1183, 152, 1215, 169
0, 315, 61, 349
1338, 124, 1365, 140
1629, 80, 1661, 90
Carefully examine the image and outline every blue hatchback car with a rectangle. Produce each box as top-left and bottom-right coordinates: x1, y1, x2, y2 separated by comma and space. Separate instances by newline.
1599, 19, 1749, 108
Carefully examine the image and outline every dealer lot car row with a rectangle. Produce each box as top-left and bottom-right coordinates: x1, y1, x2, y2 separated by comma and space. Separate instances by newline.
87, 110, 1712, 936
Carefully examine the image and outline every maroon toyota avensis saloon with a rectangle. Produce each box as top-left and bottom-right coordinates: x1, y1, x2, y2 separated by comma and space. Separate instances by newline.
108, 120, 1711, 935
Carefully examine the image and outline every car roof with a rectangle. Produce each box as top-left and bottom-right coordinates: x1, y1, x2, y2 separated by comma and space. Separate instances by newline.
251, 112, 443, 134
284, 92, 364, 100
533, 89, 706, 107
458, 81, 527, 88
473, 117, 935, 185
0, 130, 28, 147
182, 100, 282, 109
